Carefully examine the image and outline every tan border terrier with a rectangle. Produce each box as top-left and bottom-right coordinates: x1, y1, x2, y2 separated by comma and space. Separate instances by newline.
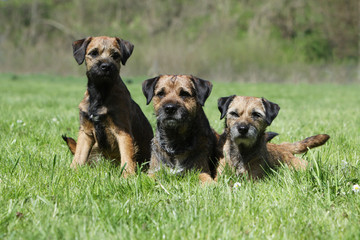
217, 95, 330, 179
142, 75, 221, 183
62, 36, 153, 177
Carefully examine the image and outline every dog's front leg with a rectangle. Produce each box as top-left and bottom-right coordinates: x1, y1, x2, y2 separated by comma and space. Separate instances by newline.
199, 172, 214, 183
214, 156, 227, 181
193, 157, 215, 184
199, 172, 214, 184
147, 152, 161, 179
70, 131, 95, 168
115, 131, 136, 177
197, 163, 215, 184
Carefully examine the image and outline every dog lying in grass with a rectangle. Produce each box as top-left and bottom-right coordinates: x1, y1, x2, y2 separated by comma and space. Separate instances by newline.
142, 75, 220, 183
217, 95, 330, 179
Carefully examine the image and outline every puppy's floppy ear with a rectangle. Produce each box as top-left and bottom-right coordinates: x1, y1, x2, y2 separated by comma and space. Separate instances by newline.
218, 95, 236, 120
72, 37, 92, 65
142, 76, 160, 105
191, 76, 213, 106
261, 97, 280, 125
116, 38, 134, 65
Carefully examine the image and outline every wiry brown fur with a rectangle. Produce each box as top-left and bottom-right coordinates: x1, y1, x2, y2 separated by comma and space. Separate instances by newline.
142, 75, 220, 183
217, 95, 330, 179
63, 36, 153, 177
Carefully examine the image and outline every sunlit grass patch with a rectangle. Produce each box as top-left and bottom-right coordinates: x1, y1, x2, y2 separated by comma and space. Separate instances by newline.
0, 74, 359, 239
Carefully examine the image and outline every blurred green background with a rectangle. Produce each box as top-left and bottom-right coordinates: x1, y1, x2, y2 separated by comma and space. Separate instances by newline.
0, 0, 358, 82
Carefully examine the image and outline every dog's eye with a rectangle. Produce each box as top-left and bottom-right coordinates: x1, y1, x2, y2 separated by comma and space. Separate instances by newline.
252, 112, 263, 118
179, 90, 191, 98
112, 52, 121, 60
89, 50, 99, 58
156, 91, 165, 98
229, 111, 239, 117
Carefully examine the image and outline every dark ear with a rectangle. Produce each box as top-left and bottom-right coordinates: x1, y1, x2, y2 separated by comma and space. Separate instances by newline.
217, 95, 236, 119
116, 38, 134, 65
265, 131, 279, 142
191, 76, 213, 106
261, 97, 280, 125
142, 76, 160, 105
72, 37, 92, 65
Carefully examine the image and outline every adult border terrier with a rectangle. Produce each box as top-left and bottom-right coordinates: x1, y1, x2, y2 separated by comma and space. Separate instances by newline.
217, 95, 330, 179
142, 75, 220, 183
62, 36, 153, 177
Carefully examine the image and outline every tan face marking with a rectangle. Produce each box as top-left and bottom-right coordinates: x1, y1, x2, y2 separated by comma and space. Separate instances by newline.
226, 96, 268, 145
227, 96, 266, 127
152, 75, 198, 117
85, 37, 122, 72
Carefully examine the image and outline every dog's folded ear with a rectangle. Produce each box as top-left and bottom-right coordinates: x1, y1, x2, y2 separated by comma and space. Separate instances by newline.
265, 131, 279, 142
72, 37, 92, 65
142, 76, 160, 105
116, 38, 134, 65
191, 76, 213, 106
217, 95, 236, 119
261, 98, 280, 125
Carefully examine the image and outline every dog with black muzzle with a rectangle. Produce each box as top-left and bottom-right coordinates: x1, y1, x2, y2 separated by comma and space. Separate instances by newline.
142, 75, 220, 183
217, 95, 330, 179
62, 36, 153, 177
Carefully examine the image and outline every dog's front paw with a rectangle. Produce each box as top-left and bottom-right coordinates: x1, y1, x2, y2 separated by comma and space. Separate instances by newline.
199, 173, 215, 185
70, 161, 78, 169
122, 169, 136, 178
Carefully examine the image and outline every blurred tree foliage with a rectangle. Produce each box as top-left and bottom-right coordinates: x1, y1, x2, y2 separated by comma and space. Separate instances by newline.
0, 0, 358, 78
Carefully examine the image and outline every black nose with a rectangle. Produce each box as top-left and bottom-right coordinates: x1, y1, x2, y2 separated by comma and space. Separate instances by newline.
100, 63, 111, 71
164, 104, 178, 115
237, 124, 249, 134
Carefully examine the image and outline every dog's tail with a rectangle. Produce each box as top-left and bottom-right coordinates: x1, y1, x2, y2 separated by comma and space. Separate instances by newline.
279, 134, 330, 154
62, 135, 77, 155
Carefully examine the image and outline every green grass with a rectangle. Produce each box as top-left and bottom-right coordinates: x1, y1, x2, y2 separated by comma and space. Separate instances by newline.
0, 73, 359, 239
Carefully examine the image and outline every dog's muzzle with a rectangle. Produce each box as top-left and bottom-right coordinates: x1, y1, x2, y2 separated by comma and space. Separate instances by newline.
99, 62, 113, 73
237, 123, 249, 136
230, 122, 258, 146
164, 103, 178, 115
88, 61, 118, 80
97, 62, 117, 75
158, 103, 188, 128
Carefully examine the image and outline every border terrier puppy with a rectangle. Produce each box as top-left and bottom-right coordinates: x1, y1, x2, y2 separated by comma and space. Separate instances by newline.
142, 75, 220, 183
217, 95, 330, 179
62, 36, 153, 177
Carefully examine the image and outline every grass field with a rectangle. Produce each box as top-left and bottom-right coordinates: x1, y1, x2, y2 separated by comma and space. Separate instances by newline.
0, 73, 359, 239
